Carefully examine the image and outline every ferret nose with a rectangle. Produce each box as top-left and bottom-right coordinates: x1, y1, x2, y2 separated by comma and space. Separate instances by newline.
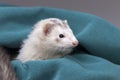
72, 41, 79, 46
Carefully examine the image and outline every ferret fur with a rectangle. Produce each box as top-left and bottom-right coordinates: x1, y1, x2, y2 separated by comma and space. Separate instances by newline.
17, 18, 79, 62
0, 47, 18, 80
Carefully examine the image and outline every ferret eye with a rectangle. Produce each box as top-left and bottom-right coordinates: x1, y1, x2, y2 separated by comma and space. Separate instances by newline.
59, 34, 65, 38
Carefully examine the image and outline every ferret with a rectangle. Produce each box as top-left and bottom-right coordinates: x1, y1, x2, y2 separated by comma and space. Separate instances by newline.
17, 18, 79, 62
0, 47, 18, 80
0, 18, 78, 80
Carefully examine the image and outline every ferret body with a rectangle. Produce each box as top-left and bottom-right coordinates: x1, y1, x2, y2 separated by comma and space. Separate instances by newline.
0, 47, 18, 80
17, 18, 79, 62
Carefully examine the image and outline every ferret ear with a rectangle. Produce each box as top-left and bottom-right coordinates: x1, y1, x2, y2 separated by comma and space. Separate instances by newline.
43, 23, 54, 36
63, 20, 69, 28
63, 20, 68, 23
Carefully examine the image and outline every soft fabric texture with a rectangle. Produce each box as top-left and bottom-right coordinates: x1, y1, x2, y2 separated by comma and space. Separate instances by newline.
0, 6, 120, 80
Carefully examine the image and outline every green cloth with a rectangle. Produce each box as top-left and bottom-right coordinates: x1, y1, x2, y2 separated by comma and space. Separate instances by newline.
0, 6, 120, 80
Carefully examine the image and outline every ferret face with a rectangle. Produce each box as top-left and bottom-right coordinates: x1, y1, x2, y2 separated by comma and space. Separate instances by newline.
50, 25, 78, 48
37, 18, 79, 54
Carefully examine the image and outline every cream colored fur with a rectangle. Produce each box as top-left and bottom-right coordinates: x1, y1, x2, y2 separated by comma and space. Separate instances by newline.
16, 18, 78, 62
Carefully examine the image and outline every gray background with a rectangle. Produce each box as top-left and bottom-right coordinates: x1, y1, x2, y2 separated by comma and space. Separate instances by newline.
1, 0, 120, 27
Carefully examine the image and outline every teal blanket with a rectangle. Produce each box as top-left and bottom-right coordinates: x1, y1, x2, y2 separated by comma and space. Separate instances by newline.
0, 6, 120, 80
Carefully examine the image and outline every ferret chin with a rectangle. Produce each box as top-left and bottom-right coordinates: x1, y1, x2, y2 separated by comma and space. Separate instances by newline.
16, 18, 79, 62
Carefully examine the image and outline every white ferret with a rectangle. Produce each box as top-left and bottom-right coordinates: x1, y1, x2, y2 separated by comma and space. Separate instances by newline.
17, 18, 79, 62
0, 18, 79, 80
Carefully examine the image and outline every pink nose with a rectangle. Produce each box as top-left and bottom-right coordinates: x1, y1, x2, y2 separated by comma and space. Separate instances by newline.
72, 41, 79, 46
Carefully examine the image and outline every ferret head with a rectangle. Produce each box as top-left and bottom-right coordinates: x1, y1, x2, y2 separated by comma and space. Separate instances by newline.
33, 18, 79, 56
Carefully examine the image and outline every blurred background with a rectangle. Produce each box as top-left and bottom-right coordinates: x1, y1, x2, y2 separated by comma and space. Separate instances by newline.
0, 0, 120, 27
